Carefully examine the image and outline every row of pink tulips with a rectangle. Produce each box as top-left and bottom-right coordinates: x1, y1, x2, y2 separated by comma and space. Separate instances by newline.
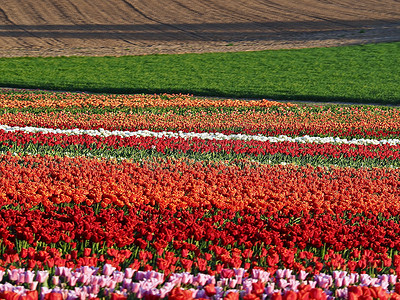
2, 265, 400, 299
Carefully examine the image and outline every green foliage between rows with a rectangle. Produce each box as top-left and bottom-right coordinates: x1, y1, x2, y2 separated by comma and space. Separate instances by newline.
0, 42, 399, 104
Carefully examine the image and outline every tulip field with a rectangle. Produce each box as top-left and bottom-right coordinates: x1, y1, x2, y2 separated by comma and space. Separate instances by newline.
1, 88, 400, 300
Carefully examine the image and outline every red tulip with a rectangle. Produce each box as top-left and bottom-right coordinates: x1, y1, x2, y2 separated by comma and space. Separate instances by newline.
224, 292, 239, 300
204, 284, 217, 297
44, 293, 62, 300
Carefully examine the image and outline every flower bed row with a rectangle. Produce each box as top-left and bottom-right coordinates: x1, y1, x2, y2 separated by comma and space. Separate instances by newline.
0, 90, 291, 109
3, 266, 400, 300
1, 106, 400, 138
3, 125, 400, 145
1, 204, 400, 275
2, 130, 400, 169
1, 154, 399, 214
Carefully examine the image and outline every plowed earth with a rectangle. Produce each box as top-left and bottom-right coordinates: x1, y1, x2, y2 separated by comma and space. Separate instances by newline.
0, 0, 400, 57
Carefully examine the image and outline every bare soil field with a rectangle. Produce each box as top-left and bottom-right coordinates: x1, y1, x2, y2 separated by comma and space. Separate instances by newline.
0, 0, 400, 57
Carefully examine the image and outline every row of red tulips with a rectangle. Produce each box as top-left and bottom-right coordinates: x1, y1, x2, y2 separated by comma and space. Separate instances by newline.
1, 130, 400, 163
1, 205, 400, 275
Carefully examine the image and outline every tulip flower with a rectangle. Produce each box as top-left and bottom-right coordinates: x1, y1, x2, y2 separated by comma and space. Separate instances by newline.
35, 272, 49, 284
204, 284, 217, 297
103, 264, 116, 276
124, 268, 135, 279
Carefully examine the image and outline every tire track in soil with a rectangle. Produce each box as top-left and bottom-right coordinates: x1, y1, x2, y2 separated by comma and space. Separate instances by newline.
0, 0, 399, 57
121, 0, 211, 41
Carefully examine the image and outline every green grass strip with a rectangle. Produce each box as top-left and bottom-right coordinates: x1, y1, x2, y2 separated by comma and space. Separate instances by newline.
0, 42, 399, 104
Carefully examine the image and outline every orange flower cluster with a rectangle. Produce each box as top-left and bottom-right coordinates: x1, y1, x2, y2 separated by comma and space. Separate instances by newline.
0, 90, 292, 108
1, 107, 399, 138
1, 154, 399, 215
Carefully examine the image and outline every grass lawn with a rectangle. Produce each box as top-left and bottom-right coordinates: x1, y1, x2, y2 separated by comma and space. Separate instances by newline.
0, 42, 399, 104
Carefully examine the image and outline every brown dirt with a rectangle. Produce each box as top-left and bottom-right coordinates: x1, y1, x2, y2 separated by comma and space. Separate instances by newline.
0, 0, 400, 57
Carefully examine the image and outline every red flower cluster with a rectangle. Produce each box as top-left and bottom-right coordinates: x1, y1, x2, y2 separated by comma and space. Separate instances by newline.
1, 204, 400, 275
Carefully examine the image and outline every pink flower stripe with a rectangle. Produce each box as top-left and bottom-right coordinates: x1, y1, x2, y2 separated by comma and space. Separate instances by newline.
1, 266, 400, 300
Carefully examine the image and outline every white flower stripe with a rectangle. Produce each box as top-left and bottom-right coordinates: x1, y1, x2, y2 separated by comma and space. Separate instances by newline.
0, 124, 399, 146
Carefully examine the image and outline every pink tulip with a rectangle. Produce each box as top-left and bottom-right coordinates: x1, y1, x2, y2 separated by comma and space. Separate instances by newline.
194, 273, 209, 286
182, 273, 192, 285
299, 270, 309, 281
229, 278, 238, 288
135, 271, 145, 281
36, 271, 49, 284
18, 273, 26, 284
251, 269, 261, 280
389, 275, 398, 285
276, 269, 285, 279
335, 277, 344, 288
79, 274, 91, 285
155, 272, 164, 283
277, 279, 289, 289
124, 268, 135, 279
307, 280, 317, 288
98, 276, 110, 288
234, 268, 246, 277
350, 273, 359, 284
81, 266, 97, 276
108, 279, 117, 289
343, 276, 352, 287
360, 274, 372, 286
136, 288, 144, 299
130, 282, 140, 293
112, 271, 124, 283
69, 276, 78, 287
333, 271, 347, 280
8, 269, 20, 281
288, 279, 300, 291
91, 276, 100, 286
90, 284, 100, 295
335, 288, 348, 298
159, 287, 170, 299
25, 271, 36, 284
259, 270, 271, 283
283, 269, 292, 279
103, 264, 116, 276
52, 276, 60, 286
30, 281, 38, 291
265, 283, 275, 296
317, 276, 332, 289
